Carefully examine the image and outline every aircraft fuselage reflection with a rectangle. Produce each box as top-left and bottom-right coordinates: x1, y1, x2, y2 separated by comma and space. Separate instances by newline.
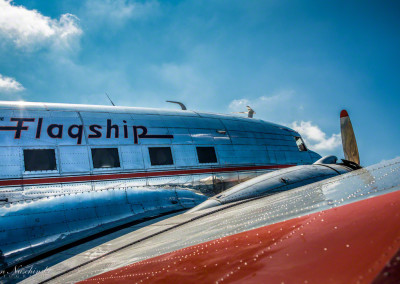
0, 101, 320, 270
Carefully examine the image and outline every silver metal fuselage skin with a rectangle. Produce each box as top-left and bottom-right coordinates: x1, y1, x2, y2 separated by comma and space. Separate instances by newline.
0, 101, 320, 269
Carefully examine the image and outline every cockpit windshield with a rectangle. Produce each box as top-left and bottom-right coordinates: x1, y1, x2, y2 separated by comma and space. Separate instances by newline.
294, 136, 307, 151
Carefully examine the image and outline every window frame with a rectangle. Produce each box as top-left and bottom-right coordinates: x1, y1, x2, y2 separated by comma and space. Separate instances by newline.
148, 147, 174, 166
91, 147, 121, 169
294, 136, 308, 152
196, 146, 218, 164
23, 148, 58, 172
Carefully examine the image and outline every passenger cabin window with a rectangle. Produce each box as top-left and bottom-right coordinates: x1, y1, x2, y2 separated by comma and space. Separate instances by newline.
294, 136, 307, 152
196, 147, 218, 163
91, 148, 120, 168
149, 147, 173, 166
24, 149, 57, 171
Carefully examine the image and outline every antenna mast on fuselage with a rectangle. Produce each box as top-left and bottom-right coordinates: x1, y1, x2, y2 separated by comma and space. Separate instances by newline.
166, 101, 187, 110
105, 93, 116, 106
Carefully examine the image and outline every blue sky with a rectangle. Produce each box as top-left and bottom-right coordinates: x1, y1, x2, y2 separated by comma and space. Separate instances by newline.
0, 0, 399, 165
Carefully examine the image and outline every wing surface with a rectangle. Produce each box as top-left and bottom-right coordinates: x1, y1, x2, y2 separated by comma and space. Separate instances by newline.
19, 158, 400, 283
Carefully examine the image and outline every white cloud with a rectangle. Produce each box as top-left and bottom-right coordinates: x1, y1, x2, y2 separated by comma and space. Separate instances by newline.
290, 121, 341, 152
0, 74, 24, 93
85, 0, 160, 24
0, 0, 82, 49
228, 90, 295, 113
229, 98, 250, 110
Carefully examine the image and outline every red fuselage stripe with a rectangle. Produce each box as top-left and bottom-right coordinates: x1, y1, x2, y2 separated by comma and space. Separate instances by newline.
0, 164, 294, 186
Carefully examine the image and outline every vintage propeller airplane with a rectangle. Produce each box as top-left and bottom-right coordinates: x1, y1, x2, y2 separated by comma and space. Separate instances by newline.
0, 101, 398, 283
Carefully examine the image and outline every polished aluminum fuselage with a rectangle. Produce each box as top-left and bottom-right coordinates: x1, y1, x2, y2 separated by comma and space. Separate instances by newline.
0, 101, 320, 269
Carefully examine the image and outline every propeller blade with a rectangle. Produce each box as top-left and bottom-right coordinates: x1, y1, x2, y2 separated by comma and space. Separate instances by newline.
340, 110, 360, 165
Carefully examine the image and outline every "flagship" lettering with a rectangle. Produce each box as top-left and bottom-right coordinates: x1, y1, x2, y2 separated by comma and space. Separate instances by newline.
0, 118, 173, 145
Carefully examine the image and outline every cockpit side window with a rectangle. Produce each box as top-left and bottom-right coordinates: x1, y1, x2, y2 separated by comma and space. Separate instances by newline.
294, 136, 307, 152
24, 149, 57, 171
91, 148, 121, 168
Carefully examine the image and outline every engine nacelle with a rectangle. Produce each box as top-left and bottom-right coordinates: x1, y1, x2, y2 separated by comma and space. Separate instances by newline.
188, 162, 352, 212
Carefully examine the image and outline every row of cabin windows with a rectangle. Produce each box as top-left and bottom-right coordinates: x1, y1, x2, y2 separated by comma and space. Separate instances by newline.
23, 146, 218, 172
